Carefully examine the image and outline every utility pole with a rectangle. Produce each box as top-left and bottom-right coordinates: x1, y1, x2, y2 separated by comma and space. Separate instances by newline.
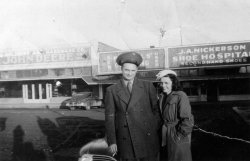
180, 26, 183, 46
159, 27, 166, 47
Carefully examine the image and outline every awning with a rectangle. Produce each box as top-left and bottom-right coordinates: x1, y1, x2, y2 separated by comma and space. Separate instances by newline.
82, 76, 98, 85
92, 70, 162, 84
92, 75, 121, 84
82, 75, 120, 85
84, 73, 250, 85
179, 74, 250, 81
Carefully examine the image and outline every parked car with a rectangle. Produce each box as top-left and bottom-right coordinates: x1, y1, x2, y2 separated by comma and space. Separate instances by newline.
61, 92, 104, 110
78, 138, 117, 161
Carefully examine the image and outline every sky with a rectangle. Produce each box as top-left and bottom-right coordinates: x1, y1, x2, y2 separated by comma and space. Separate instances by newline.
1, 0, 250, 52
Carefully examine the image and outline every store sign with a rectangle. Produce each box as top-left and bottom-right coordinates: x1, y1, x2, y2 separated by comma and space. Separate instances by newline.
168, 42, 250, 68
0, 46, 91, 71
0, 67, 92, 81
98, 48, 165, 75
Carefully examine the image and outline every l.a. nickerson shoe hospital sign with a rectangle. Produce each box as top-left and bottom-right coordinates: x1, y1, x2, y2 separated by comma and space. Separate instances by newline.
168, 42, 250, 68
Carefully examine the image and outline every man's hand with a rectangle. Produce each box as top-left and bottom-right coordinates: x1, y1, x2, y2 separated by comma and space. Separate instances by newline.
109, 144, 117, 156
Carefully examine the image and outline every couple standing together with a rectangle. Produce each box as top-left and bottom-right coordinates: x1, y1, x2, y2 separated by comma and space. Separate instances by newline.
105, 52, 194, 161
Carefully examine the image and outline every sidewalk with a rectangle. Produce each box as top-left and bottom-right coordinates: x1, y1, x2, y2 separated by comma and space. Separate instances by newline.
0, 97, 69, 109
0, 103, 62, 109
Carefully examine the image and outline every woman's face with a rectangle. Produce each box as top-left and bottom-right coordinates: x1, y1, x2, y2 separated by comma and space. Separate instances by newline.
160, 76, 172, 95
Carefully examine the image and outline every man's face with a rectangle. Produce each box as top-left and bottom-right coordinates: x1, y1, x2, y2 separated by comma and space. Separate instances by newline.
121, 63, 138, 81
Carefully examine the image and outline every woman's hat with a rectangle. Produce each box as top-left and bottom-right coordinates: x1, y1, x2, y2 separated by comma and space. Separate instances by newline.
156, 69, 177, 80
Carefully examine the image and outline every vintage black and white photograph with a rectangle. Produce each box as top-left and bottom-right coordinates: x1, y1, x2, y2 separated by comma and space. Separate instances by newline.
0, 0, 250, 161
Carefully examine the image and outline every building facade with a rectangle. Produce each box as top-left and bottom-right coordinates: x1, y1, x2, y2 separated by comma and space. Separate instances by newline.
0, 44, 100, 106
95, 41, 250, 103
167, 41, 250, 102
1, 41, 249, 107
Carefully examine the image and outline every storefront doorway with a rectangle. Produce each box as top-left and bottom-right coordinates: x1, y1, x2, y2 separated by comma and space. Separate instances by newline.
22, 83, 52, 103
207, 81, 218, 102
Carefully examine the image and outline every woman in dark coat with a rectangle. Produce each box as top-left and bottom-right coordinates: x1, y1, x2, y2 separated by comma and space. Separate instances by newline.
156, 70, 194, 161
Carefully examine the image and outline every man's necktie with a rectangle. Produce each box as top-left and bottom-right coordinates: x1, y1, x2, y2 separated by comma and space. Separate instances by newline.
127, 81, 132, 94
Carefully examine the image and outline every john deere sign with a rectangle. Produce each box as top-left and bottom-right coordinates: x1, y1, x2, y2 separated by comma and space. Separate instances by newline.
168, 42, 250, 68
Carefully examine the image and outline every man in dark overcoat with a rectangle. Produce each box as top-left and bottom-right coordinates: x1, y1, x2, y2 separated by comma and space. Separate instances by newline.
105, 52, 161, 161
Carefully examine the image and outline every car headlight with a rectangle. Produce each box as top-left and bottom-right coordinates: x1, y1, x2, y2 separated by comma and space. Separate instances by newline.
78, 154, 93, 161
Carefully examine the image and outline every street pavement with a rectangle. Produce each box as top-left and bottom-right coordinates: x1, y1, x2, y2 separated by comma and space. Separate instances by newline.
0, 107, 105, 161
1, 102, 250, 161
233, 106, 250, 127
191, 102, 250, 161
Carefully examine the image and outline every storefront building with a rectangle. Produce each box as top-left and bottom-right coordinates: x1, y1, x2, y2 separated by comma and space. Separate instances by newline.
0, 44, 103, 106
167, 41, 250, 102
2, 41, 249, 106
95, 41, 250, 103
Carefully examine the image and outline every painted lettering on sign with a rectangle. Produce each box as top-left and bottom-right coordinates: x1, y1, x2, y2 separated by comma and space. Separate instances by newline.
0, 47, 90, 65
98, 48, 165, 74
168, 42, 250, 68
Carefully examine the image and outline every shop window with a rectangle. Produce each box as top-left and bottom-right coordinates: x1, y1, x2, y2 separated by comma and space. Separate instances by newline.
48, 69, 56, 77
72, 79, 91, 93
177, 69, 198, 77
28, 84, 32, 99
54, 69, 65, 76
182, 82, 198, 96
179, 70, 189, 76
190, 87, 198, 95
0, 82, 22, 98
53, 80, 71, 97
22, 70, 31, 77
198, 68, 205, 76
239, 67, 247, 73
8, 71, 16, 78
175, 70, 181, 76
239, 66, 250, 74
183, 87, 198, 96
41, 84, 47, 99
65, 68, 74, 76
247, 66, 250, 73
0, 87, 5, 97
205, 67, 239, 75
1, 71, 9, 79
219, 79, 250, 95
31, 69, 48, 77
73, 67, 92, 76
34, 84, 39, 99
200, 85, 207, 95
189, 69, 198, 76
